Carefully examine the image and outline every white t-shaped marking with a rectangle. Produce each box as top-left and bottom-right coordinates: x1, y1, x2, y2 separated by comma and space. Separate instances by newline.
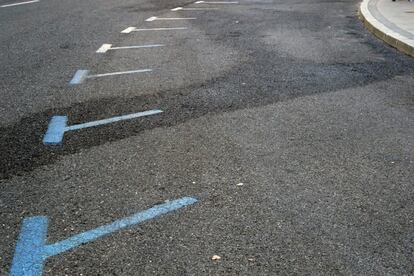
96, 44, 164, 53
171, 6, 218, 10
145, 16, 196, 21
121, 27, 188, 33
195, 1, 238, 3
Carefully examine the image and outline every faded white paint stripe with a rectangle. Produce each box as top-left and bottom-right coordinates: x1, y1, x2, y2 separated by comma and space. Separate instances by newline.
96, 44, 112, 53
171, 7, 218, 10
96, 44, 164, 53
121, 27, 136, 34
145, 16, 196, 21
195, 1, 238, 3
124, 27, 188, 33
65, 110, 163, 131
111, 44, 164, 50
1, 0, 39, 7
88, 69, 152, 79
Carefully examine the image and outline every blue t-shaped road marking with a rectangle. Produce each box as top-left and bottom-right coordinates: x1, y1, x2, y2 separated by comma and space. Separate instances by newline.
9, 197, 198, 276
42, 116, 68, 145
43, 109, 163, 145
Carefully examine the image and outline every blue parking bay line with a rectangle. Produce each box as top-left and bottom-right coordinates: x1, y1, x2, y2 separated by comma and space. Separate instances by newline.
9, 197, 198, 276
69, 70, 89, 85
69, 69, 152, 85
43, 109, 163, 145
42, 116, 68, 145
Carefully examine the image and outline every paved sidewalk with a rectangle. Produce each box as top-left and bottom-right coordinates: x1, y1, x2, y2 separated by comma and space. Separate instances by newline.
360, 0, 414, 57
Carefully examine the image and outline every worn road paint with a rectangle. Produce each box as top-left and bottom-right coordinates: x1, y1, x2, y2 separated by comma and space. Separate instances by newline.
96, 44, 112, 53
42, 116, 68, 145
9, 197, 198, 276
66, 109, 163, 131
69, 69, 152, 85
1, 0, 39, 8
122, 27, 188, 33
69, 70, 89, 85
121, 27, 136, 34
195, 1, 238, 3
96, 44, 164, 53
145, 16, 196, 21
91, 69, 152, 78
171, 7, 218, 11
145, 16, 158, 21
43, 110, 162, 145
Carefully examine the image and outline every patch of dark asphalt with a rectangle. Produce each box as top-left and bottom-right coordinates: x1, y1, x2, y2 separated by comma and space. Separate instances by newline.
2, 1, 414, 179
1, 50, 413, 180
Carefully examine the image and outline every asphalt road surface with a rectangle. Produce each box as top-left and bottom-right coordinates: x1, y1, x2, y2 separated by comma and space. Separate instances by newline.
1, 0, 413, 274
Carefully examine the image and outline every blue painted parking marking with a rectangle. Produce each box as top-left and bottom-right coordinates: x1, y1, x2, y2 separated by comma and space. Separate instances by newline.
69, 70, 89, 85
69, 69, 152, 85
42, 116, 67, 145
9, 197, 198, 276
43, 109, 163, 145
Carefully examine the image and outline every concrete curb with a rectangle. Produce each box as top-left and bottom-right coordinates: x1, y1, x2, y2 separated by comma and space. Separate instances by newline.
359, 0, 414, 58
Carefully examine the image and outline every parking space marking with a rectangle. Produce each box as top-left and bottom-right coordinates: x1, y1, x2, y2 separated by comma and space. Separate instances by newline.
69, 69, 152, 85
91, 69, 152, 78
96, 44, 164, 53
10, 197, 198, 276
69, 69, 89, 85
96, 44, 112, 53
121, 27, 188, 33
171, 7, 218, 11
0, 0, 39, 8
43, 110, 163, 145
145, 16, 196, 22
195, 1, 238, 3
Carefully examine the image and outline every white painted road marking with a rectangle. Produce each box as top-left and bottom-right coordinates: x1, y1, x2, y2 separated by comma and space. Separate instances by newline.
91, 69, 152, 78
65, 110, 162, 131
195, 0, 238, 3
1, 0, 39, 8
121, 27, 136, 34
96, 44, 164, 53
96, 44, 112, 53
171, 7, 218, 11
145, 16, 196, 22
69, 70, 89, 85
121, 27, 188, 33
69, 69, 152, 85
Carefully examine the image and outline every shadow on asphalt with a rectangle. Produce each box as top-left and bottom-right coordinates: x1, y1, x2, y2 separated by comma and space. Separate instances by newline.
1, 14, 414, 180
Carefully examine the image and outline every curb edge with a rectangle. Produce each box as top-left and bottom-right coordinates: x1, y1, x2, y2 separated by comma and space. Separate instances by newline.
359, 0, 414, 58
